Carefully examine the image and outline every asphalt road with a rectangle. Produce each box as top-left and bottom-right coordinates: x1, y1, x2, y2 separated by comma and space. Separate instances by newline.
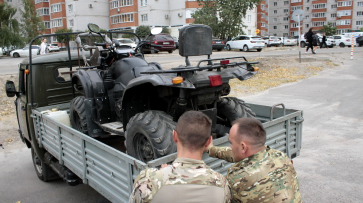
1, 48, 363, 202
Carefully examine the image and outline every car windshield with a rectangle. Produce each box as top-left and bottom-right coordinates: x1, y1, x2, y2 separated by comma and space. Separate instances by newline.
270, 36, 278, 39
251, 37, 261, 40
118, 39, 134, 43
51, 44, 58, 46
157, 35, 173, 40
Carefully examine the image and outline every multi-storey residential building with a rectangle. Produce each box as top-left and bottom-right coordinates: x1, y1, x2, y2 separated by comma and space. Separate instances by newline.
257, 1, 269, 36
266, 0, 363, 37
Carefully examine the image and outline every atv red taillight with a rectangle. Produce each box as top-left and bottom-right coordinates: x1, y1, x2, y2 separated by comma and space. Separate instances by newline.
220, 60, 229, 65
209, 75, 223, 87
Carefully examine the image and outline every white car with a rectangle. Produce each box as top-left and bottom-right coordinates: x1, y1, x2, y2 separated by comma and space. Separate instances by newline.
226, 35, 264, 52
261, 36, 280, 47
0, 48, 3, 58
278, 37, 297, 46
47, 43, 60, 52
116, 38, 137, 49
10, 45, 40, 58
300, 34, 335, 48
333, 35, 356, 48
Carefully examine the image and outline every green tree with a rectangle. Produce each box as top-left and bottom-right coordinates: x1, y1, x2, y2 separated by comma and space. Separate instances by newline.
161, 27, 170, 34
361, 27, 363, 32
135, 25, 151, 38
55, 28, 73, 48
0, 3, 24, 50
192, 0, 263, 40
319, 22, 337, 36
20, 0, 45, 45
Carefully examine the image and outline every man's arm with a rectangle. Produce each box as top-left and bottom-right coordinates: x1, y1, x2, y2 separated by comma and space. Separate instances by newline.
129, 169, 157, 203
208, 146, 235, 163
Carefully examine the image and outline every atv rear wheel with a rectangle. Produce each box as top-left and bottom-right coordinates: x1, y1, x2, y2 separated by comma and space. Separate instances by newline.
31, 147, 60, 182
70, 96, 88, 134
216, 97, 256, 136
125, 111, 176, 162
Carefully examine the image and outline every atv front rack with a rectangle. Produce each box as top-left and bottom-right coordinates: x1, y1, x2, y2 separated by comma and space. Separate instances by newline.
140, 56, 259, 75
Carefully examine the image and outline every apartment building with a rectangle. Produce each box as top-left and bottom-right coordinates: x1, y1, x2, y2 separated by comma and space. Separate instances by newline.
266, 0, 363, 37
257, 1, 269, 36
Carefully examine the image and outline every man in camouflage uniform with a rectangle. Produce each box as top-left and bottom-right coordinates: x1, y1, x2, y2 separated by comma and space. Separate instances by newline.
129, 111, 231, 203
207, 117, 302, 203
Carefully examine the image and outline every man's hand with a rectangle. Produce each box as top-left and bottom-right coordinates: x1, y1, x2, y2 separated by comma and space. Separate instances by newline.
161, 164, 168, 168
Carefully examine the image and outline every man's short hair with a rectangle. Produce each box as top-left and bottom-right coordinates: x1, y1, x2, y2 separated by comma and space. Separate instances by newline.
232, 117, 266, 146
175, 111, 212, 151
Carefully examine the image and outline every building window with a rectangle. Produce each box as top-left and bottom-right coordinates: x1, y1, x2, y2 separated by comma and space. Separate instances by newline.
274, 2, 277, 6
51, 4, 62, 13
141, 0, 147, 7
331, 13, 336, 18
291, 6, 301, 11
35, 0, 49, 4
261, 13, 265, 18
306, 7, 309, 11
111, 13, 134, 24
261, 5, 265, 10
68, 4, 73, 12
44, 21, 50, 29
336, 20, 351, 25
291, 31, 296, 36
248, 15, 251, 22
312, 21, 326, 27
261, 22, 265, 27
284, 25, 289, 29
331, 4, 337, 9
110, 1, 118, 9
36, 8, 49, 16
120, 0, 133, 7
53, 36, 58, 42
331, 22, 336, 27
312, 4, 326, 9
305, 15, 309, 20
358, 11, 363, 17
261, 31, 265, 36
284, 9, 289, 13
283, 33, 288, 37
312, 13, 326, 18
337, 1, 351, 7
358, 2, 363, 7
274, 10, 277, 14
284, 1, 289, 5
273, 26, 277, 29
357, 21, 363, 25
248, 30, 251, 35
141, 14, 148, 22
291, 0, 301, 3
306, 24, 309, 28
291, 23, 298, 28
51, 18, 63, 27
337, 10, 351, 17
69, 19, 74, 27
273, 18, 277, 22
7, 0, 12, 2
283, 17, 289, 21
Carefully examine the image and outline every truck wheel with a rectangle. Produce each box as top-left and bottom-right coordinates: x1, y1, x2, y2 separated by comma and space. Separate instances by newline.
217, 97, 256, 125
31, 147, 59, 182
70, 96, 88, 134
125, 111, 176, 162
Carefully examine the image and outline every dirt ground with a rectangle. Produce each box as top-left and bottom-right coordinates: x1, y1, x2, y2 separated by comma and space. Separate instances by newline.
0, 52, 342, 149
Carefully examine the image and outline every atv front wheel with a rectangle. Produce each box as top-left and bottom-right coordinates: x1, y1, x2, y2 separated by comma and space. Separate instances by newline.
70, 96, 88, 134
125, 111, 176, 162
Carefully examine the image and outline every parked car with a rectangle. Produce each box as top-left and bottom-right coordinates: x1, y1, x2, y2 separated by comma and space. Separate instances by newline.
173, 37, 179, 49
333, 35, 355, 48
0, 48, 3, 58
356, 36, 363, 47
226, 35, 264, 52
300, 34, 335, 48
47, 43, 60, 52
10, 45, 40, 57
261, 36, 280, 47
278, 37, 297, 46
212, 37, 225, 51
116, 38, 137, 49
144, 33, 175, 53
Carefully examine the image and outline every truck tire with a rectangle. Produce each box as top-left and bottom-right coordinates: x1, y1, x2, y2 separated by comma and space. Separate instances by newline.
70, 96, 88, 134
217, 97, 256, 124
125, 111, 176, 162
31, 147, 59, 182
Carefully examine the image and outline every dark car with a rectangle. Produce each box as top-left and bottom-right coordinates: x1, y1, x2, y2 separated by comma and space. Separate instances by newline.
212, 38, 225, 51
144, 33, 175, 53
173, 37, 179, 49
357, 36, 363, 47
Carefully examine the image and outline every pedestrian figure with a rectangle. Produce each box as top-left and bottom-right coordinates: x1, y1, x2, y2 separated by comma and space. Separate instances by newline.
129, 111, 231, 203
312, 32, 319, 54
305, 28, 314, 54
206, 117, 302, 203
320, 33, 328, 48
40, 38, 47, 55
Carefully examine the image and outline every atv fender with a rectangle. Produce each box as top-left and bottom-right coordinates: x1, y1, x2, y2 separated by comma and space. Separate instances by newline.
72, 70, 107, 98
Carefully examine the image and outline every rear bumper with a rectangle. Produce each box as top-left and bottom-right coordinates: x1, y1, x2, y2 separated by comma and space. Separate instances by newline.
250, 45, 264, 49
212, 44, 225, 49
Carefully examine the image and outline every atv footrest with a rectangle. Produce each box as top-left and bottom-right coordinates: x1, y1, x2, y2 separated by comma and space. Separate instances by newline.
100, 122, 124, 136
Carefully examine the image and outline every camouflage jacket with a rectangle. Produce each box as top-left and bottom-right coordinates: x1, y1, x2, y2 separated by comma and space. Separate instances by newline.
209, 146, 302, 203
129, 157, 231, 203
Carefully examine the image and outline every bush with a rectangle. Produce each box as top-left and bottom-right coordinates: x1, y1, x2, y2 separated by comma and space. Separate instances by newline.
161, 27, 170, 34
135, 25, 151, 38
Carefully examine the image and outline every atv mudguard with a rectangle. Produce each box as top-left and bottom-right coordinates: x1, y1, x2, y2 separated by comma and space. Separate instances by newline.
72, 69, 106, 98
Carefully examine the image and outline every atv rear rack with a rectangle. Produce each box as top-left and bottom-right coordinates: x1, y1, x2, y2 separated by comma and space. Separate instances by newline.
140, 56, 259, 75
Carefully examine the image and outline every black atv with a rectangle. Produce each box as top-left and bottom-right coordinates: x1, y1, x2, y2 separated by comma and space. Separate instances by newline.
70, 23, 259, 162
